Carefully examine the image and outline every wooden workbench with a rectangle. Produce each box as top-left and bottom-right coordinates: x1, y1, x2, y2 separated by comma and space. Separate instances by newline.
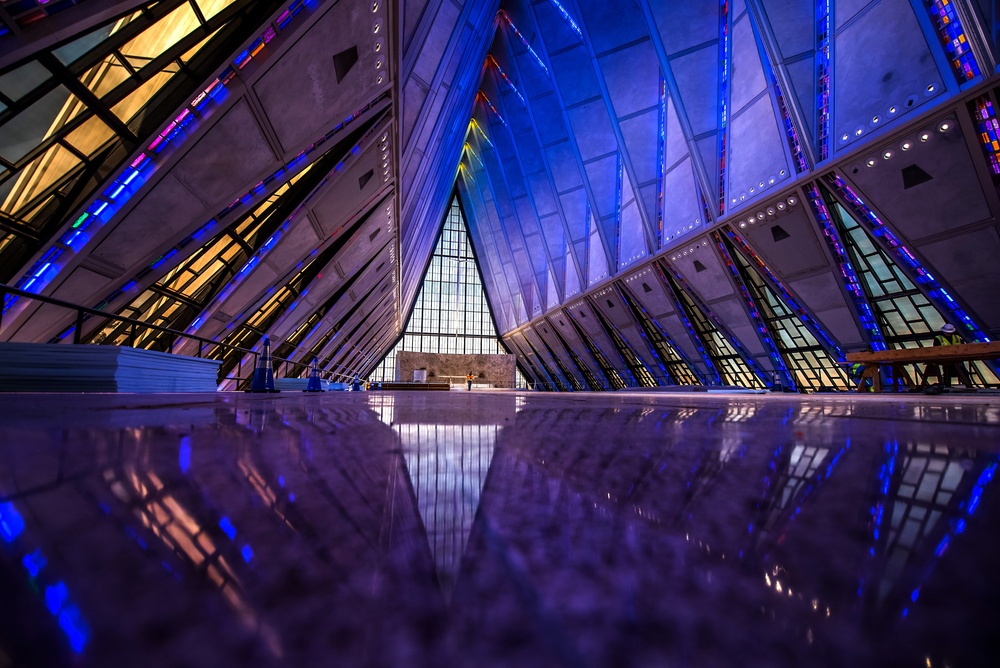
844, 341, 1000, 392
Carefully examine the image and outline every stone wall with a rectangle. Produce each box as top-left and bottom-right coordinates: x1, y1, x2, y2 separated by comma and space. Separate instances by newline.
397, 351, 516, 388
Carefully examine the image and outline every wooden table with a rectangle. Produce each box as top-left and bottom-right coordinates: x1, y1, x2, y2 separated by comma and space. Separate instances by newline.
378, 382, 452, 391
845, 342, 1000, 392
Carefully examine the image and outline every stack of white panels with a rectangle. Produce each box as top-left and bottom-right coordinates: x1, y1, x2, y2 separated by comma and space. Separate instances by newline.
0, 343, 222, 392
274, 377, 333, 391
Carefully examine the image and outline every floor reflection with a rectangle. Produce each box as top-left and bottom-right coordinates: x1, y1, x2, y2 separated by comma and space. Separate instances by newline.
0, 393, 997, 667
369, 393, 513, 598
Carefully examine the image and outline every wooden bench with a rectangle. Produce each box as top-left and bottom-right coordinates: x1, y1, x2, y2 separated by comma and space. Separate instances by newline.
844, 341, 1000, 392
378, 382, 452, 391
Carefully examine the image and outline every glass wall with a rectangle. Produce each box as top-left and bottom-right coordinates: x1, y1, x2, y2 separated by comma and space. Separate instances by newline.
368, 196, 513, 383
0, 0, 264, 280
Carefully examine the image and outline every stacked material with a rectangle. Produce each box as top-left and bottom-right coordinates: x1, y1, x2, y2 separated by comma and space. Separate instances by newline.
0, 343, 222, 392
274, 377, 336, 391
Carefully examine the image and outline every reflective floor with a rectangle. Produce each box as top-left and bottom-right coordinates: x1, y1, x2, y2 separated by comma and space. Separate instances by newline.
1, 391, 998, 667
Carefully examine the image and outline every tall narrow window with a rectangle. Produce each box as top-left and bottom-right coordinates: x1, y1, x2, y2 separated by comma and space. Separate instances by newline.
564, 310, 626, 390
715, 229, 850, 391
659, 262, 766, 388
820, 182, 998, 387
539, 339, 583, 391
618, 285, 702, 385
588, 298, 656, 387
548, 322, 604, 390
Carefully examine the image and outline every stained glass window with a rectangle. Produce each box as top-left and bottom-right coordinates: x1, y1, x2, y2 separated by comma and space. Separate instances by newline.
659, 261, 766, 388
545, 320, 603, 390
80, 164, 316, 350
717, 229, 850, 391
564, 309, 626, 390
588, 299, 656, 387
618, 284, 702, 385
821, 183, 999, 387
521, 336, 567, 391
970, 94, 1000, 179
0, 0, 262, 282
823, 188, 945, 347
535, 334, 583, 390
924, 0, 981, 83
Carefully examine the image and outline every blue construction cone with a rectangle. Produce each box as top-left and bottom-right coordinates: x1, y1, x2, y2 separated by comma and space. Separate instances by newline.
305, 361, 324, 392
248, 337, 278, 392
771, 371, 784, 393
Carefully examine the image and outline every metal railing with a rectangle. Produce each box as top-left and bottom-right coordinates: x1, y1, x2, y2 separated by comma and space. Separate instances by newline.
0, 284, 352, 388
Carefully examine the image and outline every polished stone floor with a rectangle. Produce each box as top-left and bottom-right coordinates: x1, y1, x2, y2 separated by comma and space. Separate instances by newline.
1, 390, 998, 667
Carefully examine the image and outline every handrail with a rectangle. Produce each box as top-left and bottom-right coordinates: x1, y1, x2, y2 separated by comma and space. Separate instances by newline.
0, 283, 350, 386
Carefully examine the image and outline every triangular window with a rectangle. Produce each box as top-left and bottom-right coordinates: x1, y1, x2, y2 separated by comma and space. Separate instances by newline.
368, 197, 525, 385
661, 265, 766, 388
618, 284, 702, 385
719, 231, 850, 391
820, 183, 999, 386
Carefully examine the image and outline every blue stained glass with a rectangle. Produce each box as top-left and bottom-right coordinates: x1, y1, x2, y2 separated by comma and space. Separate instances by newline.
179, 436, 191, 473
660, 262, 766, 387
771, 75, 808, 172
487, 56, 526, 106
826, 174, 991, 344
1, 502, 26, 541
712, 232, 794, 389
3, 0, 315, 303
804, 184, 886, 350
718, 0, 729, 214
656, 75, 666, 248
725, 227, 846, 359
22, 549, 47, 576
58, 604, 90, 652
45, 582, 69, 614
924, 0, 981, 82
548, 0, 583, 40
656, 263, 720, 383
219, 517, 237, 540
816, 0, 831, 160
501, 11, 549, 76
478, 92, 508, 128
971, 95, 1000, 177
615, 153, 623, 269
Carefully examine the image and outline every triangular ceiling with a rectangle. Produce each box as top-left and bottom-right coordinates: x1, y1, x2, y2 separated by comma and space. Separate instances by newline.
451, 0, 1000, 342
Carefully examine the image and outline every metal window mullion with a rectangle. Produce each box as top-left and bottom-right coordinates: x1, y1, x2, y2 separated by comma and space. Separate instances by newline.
0, 213, 43, 241
5, 104, 96, 173
189, 0, 208, 26
112, 49, 141, 78
38, 53, 139, 144
63, 0, 192, 76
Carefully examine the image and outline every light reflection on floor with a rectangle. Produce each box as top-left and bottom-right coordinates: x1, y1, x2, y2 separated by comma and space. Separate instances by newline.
0, 390, 998, 667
